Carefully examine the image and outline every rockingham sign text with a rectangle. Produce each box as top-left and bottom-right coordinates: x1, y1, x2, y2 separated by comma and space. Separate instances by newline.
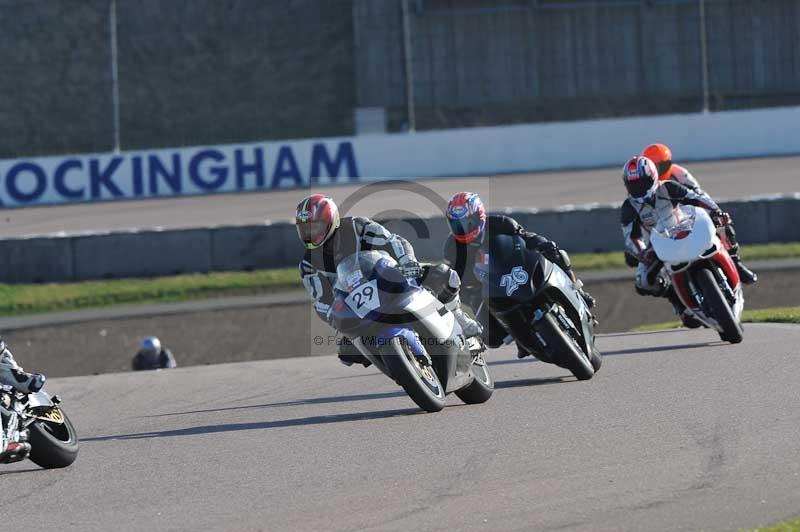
3, 105, 798, 208
0, 140, 359, 207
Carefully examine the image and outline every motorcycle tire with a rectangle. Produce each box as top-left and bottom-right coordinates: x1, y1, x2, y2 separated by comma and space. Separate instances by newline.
454, 358, 494, 405
538, 313, 595, 381
695, 268, 743, 344
28, 409, 79, 469
381, 337, 446, 413
589, 346, 603, 372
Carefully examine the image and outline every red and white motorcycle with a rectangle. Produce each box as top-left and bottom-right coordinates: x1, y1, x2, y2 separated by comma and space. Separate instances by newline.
650, 205, 744, 343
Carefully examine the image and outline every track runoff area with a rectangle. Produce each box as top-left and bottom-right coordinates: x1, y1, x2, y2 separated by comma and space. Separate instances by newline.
1, 325, 799, 531
3, 154, 798, 236
1, 155, 798, 530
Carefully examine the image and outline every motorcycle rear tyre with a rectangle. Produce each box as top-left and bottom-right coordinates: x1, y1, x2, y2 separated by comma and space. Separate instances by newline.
454, 359, 494, 405
28, 410, 79, 469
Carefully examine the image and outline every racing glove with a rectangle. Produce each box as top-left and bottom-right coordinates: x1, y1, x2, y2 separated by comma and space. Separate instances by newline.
399, 257, 423, 280
710, 210, 732, 227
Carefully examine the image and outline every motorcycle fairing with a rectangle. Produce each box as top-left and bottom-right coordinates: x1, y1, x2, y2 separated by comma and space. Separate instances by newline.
478, 234, 596, 359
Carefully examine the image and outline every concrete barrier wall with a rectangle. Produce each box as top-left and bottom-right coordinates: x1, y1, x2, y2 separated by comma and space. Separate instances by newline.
1, 194, 798, 283
2, 105, 800, 208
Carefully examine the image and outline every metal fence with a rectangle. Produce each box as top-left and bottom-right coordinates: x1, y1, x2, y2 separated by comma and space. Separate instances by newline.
357, 0, 800, 132
1, 0, 798, 158
0, 0, 355, 158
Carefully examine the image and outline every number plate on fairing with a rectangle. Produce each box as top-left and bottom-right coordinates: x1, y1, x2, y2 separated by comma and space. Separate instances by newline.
344, 280, 380, 318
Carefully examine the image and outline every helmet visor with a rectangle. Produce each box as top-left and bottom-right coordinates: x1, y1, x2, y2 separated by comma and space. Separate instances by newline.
448, 213, 482, 237
626, 176, 655, 199
296, 220, 330, 247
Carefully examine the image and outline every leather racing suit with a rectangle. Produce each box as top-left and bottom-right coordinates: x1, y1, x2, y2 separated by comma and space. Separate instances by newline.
621, 180, 721, 298
443, 214, 590, 350
300, 216, 480, 365
623, 163, 753, 283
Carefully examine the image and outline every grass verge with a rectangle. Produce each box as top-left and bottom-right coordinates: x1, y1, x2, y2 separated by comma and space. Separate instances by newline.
0, 241, 798, 318
631, 306, 800, 332
0, 269, 299, 317
745, 518, 800, 532
570, 241, 800, 271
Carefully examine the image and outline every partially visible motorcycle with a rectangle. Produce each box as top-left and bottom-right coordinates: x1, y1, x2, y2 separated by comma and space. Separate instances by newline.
0, 386, 79, 469
474, 233, 602, 380
330, 250, 494, 413
650, 205, 744, 343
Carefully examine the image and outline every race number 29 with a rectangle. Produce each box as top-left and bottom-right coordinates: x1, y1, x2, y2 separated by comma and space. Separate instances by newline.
345, 279, 380, 318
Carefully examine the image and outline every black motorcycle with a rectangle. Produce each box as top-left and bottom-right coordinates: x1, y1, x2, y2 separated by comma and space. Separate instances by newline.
0, 386, 79, 468
474, 234, 602, 380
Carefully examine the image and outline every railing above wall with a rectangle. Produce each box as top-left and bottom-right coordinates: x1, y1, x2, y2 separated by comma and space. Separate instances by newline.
1, 194, 797, 284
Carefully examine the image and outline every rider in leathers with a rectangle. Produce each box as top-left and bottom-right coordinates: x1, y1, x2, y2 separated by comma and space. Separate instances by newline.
442, 192, 595, 357
637, 143, 757, 284
621, 156, 733, 326
0, 338, 45, 394
296, 194, 482, 367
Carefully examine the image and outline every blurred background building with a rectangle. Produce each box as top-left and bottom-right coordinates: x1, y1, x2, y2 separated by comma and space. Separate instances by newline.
1, 0, 798, 157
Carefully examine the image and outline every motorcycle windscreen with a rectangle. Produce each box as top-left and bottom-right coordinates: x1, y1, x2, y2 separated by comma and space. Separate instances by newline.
651, 207, 716, 265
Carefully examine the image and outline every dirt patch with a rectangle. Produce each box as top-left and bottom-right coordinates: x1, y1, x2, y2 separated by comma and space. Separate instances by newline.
5, 269, 797, 378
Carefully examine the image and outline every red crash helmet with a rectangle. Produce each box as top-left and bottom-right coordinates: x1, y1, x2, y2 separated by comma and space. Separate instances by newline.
623, 156, 659, 200
446, 192, 486, 244
295, 194, 340, 249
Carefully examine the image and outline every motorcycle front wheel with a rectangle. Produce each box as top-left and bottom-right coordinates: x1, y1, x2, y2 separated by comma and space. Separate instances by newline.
538, 313, 595, 381
381, 337, 446, 413
695, 267, 743, 344
28, 409, 79, 469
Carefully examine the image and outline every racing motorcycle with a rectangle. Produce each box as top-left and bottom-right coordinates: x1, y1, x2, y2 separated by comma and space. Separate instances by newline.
650, 205, 744, 343
0, 386, 79, 468
475, 234, 602, 380
330, 250, 494, 413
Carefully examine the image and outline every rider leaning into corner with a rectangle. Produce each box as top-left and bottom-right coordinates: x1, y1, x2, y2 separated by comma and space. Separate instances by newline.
295, 193, 482, 368
635, 143, 758, 284
442, 191, 596, 359
0, 338, 45, 394
620, 155, 756, 328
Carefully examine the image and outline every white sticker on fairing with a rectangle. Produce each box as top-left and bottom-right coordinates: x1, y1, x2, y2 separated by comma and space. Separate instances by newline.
500, 266, 529, 296
345, 279, 380, 318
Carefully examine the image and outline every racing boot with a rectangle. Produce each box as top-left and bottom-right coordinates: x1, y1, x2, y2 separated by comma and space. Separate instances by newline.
453, 306, 483, 338
731, 254, 757, 285
666, 287, 702, 329
0, 349, 45, 393
447, 297, 483, 338
516, 341, 531, 359
336, 337, 372, 368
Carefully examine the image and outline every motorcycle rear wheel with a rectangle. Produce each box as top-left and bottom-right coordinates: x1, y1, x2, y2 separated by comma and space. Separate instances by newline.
381, 337, 446, 413
454, 356, 494, 405
28, 410, 79, 469
695, 268, 743, 344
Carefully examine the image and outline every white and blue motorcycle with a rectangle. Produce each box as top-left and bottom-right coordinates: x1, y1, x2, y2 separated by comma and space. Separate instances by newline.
330, 250, 494, 413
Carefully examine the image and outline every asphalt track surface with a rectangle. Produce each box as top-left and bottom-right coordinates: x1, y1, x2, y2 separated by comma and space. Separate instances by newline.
2, 324, 799, 532
2, 155, 798, 236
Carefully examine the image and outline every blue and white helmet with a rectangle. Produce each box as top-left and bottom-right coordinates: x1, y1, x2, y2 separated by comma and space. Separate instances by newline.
141, 336, 162, 355
623, 156, 659, 200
